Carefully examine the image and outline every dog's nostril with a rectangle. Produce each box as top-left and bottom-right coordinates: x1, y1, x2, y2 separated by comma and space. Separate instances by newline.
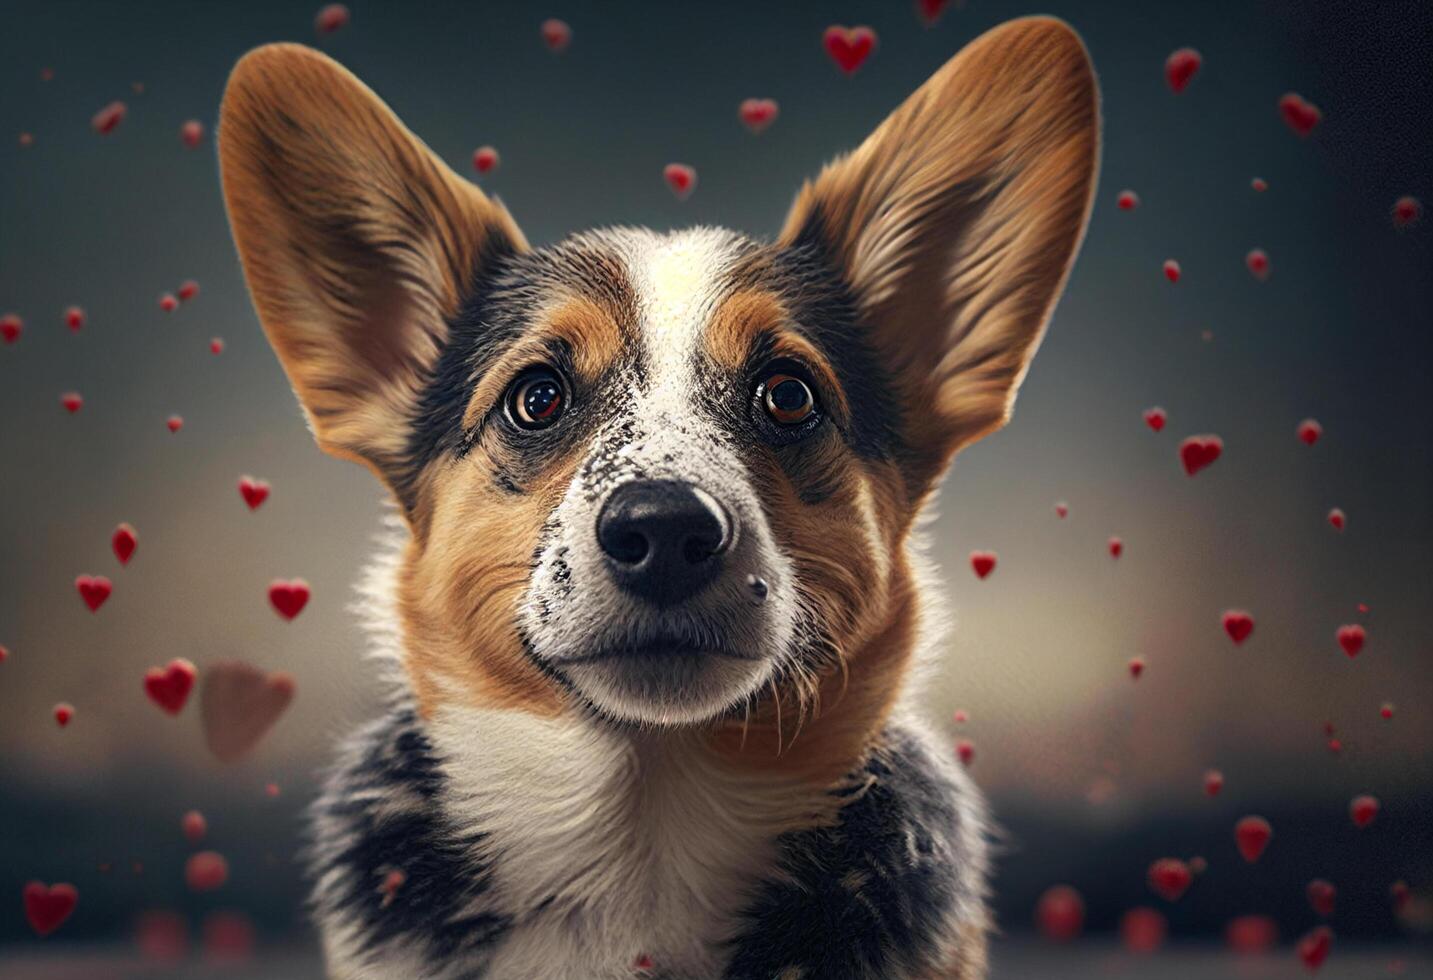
596, 479, 735, 606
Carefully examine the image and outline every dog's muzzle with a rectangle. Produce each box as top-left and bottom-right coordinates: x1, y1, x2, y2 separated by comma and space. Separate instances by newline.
596, 479, 735, 607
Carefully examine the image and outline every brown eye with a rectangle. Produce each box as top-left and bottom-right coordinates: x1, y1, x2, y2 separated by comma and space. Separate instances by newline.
762, 373, 815, 425
508, 369, 567, 430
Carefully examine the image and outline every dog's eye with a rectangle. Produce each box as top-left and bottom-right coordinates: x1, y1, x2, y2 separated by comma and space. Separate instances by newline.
761, 373, 816, 425
507, 369, 567, 430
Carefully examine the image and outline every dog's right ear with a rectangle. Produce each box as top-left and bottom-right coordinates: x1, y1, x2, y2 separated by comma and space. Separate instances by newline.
219, 44, 526, 497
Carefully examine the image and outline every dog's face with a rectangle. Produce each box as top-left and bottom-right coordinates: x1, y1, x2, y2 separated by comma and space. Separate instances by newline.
218, 19, 1097, 733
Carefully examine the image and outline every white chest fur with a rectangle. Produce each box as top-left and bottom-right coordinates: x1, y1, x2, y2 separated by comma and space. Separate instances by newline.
428, 707, 816, 980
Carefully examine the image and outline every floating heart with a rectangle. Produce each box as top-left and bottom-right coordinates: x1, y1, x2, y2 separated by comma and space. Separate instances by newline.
315, 3, 350, 35
112, 523, 137, 565
1327, 508, 1345, 531
1054, 502, 1069, 519
1235, 815, 1272, 862
178, 280, 200, 302
1297, 419, 1322, 445
210, 338, 225, 355
92, 101, 126, 135
182, 809, 207, 843
1035, 885, 1084, 943
166, 415, 184, 433
180, 120, 204, 149
1227, 915, 1278, 954
1391, 881, 1410, 911
1279, 93, 1322, 137
915, 0, 953, 26
23, 881, 78, 936
1162, 259, 1181, 283
53, 703, 74, 727
1143, 407, 1167, 432
185, 851, 229, 892
1116, 189, 1139, 210
61, 391, 84, 414
0, 643, 8, 664
1296, 925, 1332, 971
1147, 858, 1192, 902
76, 575, 112, 612
739, 98, 779, 134
1120, 907, 1167, 954
268, 579, 310, 620
1336, 624, 1365, 658
1392, 196, 1422, 229
541, 18, 572, 52
64, 306, 85, 331
1251, 177, 1268, 192
1164, 48, 1202, 93
1108, 537, 1123, 559
1380, 702, 1394, 720
1349, 794, 1379, 829
144, 659, 197, 716
663, 163, 697, 200
1, 313, 21, 343
1246, 249, 1270, 280
969, 551, 997, 580
1306, 879, 1336, 918
160, 293, 178, 312
955, 739, 974, 766
1180, 435, 1223, 476
1222, 609, 1253, 644
824, 25, 877, 75
1127, 657, 1144, 680
1204, 769, 1224, 797
472, 146, 499, 174
200, 660, 296, 763
239, 476, 270, 510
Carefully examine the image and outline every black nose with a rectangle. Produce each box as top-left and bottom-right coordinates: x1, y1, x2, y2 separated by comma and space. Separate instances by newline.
596, 480, 734, 606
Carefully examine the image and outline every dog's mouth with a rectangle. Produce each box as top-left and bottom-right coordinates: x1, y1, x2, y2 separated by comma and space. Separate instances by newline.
552, 636, 763, 667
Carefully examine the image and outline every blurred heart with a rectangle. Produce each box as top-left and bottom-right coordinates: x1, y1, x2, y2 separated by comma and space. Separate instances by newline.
1349, 794, 1379, 829
1306, 879, 1336, 918
1336, 624, 1365, 658
824, 26, 876, 74
1234, 815, 1272, 862
144, 659, 197, 715
1278, 93, 1321, 136
1147, 859, 1192, 902
23, 882, 78, 936
112, 523, 137, 565
1164, 48, 1202, 93
1222, 610, 1254, 645
663, 164, 697, 200
200, 660, 296, 763
76, 575, 112, 611
739, 99, 779, 133
1296, 925, 1332, 971
1180, 435, 1223, 476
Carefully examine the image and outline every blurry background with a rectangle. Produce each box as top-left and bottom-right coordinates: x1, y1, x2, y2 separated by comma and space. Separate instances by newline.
1, 0, 1430, 975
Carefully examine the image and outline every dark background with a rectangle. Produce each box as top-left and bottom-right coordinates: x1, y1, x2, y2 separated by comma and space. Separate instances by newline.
2, 0, 1430, 973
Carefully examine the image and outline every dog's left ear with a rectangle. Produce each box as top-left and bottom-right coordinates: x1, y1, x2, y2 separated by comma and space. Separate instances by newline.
218, 44, 527, 496
780, 17, 1099, 493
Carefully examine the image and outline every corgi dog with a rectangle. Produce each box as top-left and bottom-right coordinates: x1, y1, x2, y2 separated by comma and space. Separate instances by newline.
218, 16, 1097, 979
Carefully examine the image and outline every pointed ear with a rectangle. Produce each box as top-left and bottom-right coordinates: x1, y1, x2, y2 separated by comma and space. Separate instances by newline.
779, 17, 1098, 490
218, 43, 526, 498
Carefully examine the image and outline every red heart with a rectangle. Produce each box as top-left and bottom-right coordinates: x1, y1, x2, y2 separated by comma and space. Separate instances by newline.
1035, 885, 1085, 943
1391, 880, 1410, 911
1380, 702, 1394, 720
663, 164, 697, 200
1116, 189, 1139, 210
1054, 502, 1069, 519
268, 579, 310, 620
1297, 418, 1322, 445
472, 146, 499, 174
738, 98, 779, 134
1143, 407, 1167, 432
92, 101, 127, 135
1, 312, 21, 343
541, 18, 572, 53
1120, 907, 1167, 954
185, 851, 229, 892
178, 280, 200, 302
61, 392, 83, 414
1306, 879, 1336, 918
180, 120, 204, 149
955, 739, 974, 766
1204, 769, 1224, 796
238, 476, 271, 510
1222, 609, 1254, 645
1180, 435, 1223, 476
915, 0, 953, 26
1349, 794, 1379, 829
1246, 249, 1270, 280
160, 293, 178, 312
1162, 259, 1181, 283
53, 702, 74, 727
1108, 537, 1123, 559
1392, 195, 1422, 229
112, 523, 137, 565
1251, 177, 1269, 192
824, 25, 877, 75
314, 3, 350, 35
1127, 657, 1144, 680
1164, 48, 1202, 93
1235, 815, 1272, 863
1296, 925, 1332, 971
182, 809, 207, 843
1336, 624, 1365, 658
1147, 858, 1192, 902
1226, 915, 1277, 954
1327, 508, 1346, 531
65, 306, 85, 331
969, 551, 997, 580
1279, 93, 1322, 137
166, 415, 184, 433
23, 881, 78, 936
76, 574, 112, 612
200, 660, 296, 763
144, 658, 197, 715
210, 337, 225, 355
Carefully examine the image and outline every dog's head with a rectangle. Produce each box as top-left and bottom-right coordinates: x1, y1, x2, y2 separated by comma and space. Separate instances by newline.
219, 18, 1097, 741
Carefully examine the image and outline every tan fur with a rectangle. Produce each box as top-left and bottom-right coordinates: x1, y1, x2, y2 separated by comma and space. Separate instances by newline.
780, 16, 1100, 497
218, 43, 527, 488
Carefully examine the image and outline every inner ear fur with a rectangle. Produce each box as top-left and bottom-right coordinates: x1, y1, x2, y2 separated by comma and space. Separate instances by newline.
218, 43, 526, 497
779, 17, 1100, 494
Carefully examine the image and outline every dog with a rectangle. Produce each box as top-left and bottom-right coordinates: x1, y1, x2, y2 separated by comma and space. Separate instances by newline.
218, 16, 1097, 979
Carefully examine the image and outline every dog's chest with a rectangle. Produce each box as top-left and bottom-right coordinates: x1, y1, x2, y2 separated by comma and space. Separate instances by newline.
432, 709, 799, 979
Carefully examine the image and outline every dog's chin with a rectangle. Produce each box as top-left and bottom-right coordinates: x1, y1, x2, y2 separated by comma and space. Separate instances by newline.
554, 646, 775, 727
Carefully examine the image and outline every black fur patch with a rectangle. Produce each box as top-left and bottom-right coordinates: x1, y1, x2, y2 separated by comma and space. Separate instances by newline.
722, 729, 971, 979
